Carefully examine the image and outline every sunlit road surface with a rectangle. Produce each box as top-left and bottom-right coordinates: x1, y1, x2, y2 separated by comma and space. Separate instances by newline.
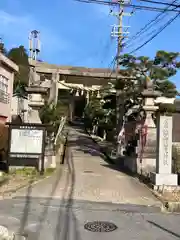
0, 126, 179, 239
0, 197, 180, 240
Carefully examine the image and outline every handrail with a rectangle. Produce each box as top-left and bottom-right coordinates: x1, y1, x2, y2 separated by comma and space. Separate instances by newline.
54, 116, 67, 145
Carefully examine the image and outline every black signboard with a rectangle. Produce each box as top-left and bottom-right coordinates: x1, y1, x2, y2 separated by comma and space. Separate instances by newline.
6, 123, 46, 174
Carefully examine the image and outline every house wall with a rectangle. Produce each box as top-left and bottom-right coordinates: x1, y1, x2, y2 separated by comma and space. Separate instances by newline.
0, 65, 14, 122
0, 53, 18, 123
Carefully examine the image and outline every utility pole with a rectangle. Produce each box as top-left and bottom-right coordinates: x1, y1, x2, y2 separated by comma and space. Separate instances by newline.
110, 0, 132, 155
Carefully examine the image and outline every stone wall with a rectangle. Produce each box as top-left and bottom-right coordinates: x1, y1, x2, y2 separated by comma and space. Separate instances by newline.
172, 142, 180, 173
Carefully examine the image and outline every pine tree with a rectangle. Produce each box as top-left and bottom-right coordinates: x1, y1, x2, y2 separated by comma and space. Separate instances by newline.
7, 45, 29, 94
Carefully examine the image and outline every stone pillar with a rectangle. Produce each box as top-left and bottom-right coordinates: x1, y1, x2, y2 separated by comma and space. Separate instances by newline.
49, 71, 59, 104
54, 73, 59, 104
150, 114, 178, 190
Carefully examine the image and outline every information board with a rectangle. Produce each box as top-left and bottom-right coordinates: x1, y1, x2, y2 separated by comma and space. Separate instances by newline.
6, 123, 46, 173
10, 129, 43, 155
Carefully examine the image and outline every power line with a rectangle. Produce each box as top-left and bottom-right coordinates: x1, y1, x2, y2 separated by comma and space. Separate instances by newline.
104, 55, 117, 78
128, 11, 180, 54
124, 0, 178, 46
100, 36, 113, 65
75, 0, 180, 12
125, 22, 166, 49
125, 11, 178, 49
138, 0, 180, 7
108, 2, 180, 73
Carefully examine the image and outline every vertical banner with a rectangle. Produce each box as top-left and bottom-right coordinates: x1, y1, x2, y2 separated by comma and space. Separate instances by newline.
139, 125, 148, 162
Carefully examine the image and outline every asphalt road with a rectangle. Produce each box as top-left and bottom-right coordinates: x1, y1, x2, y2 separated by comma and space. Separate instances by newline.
0, 197, 179, 240
0, 126, 180, 239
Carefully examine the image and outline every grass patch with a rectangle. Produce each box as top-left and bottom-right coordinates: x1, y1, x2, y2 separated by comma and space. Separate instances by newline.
0, 167, 56, 196
9, 167, 56, 178
45, 167, 56, 176
9, 168, 38, 183
10, 167, 38, 176
0, 174, 9, 186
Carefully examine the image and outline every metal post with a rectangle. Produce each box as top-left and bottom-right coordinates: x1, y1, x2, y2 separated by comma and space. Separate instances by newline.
40, 128, 46, 175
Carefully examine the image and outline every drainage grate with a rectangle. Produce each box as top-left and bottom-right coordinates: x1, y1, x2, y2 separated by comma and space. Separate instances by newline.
84, 221, 117, 232
83, 170, 93, 173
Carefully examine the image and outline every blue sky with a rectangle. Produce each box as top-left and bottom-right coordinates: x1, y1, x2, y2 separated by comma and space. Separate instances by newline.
0, 0, 180, 88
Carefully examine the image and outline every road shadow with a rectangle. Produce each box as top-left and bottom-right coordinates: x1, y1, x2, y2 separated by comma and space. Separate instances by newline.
54, 143, 79, 240
17, 163, 64, 239
69, 125, 145, 178
18, 178, 33, 236
101, 162, 152, 186
18, 131, 80, 240
147, 221, 180, 238
100, 161, 135, 175
68, 133, 115, 165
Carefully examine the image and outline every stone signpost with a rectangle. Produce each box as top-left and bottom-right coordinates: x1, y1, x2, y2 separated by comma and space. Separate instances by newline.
150, 113, 178, 190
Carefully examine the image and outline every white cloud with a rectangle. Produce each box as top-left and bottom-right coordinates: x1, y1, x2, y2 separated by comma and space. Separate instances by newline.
0, 10, 25, 25
0, 10, 69, 53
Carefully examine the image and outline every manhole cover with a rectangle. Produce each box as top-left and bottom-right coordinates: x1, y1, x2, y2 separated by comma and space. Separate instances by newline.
84, 221, 117, 232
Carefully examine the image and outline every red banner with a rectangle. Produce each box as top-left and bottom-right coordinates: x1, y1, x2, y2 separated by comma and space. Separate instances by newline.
139, 125, 148, 162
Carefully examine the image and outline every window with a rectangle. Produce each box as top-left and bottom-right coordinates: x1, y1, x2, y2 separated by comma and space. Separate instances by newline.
0, 75, 9, 104
0, 75, 8, 93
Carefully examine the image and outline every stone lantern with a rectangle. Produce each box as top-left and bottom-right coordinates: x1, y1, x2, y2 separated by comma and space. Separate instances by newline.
26, 66, 48, 123
137, 78, 161, 176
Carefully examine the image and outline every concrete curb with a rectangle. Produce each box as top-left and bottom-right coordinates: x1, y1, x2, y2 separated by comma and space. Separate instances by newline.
0, 132, 69, 200
132, 176, 180, 213
0, 172, 55, 200
149, 189, 180, 213
164, 202, 180, 212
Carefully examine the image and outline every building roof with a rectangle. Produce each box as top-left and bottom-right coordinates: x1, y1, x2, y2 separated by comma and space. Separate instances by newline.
0, 53, 19, 72
31, 59, 114, 72
29, 59, 117, 78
